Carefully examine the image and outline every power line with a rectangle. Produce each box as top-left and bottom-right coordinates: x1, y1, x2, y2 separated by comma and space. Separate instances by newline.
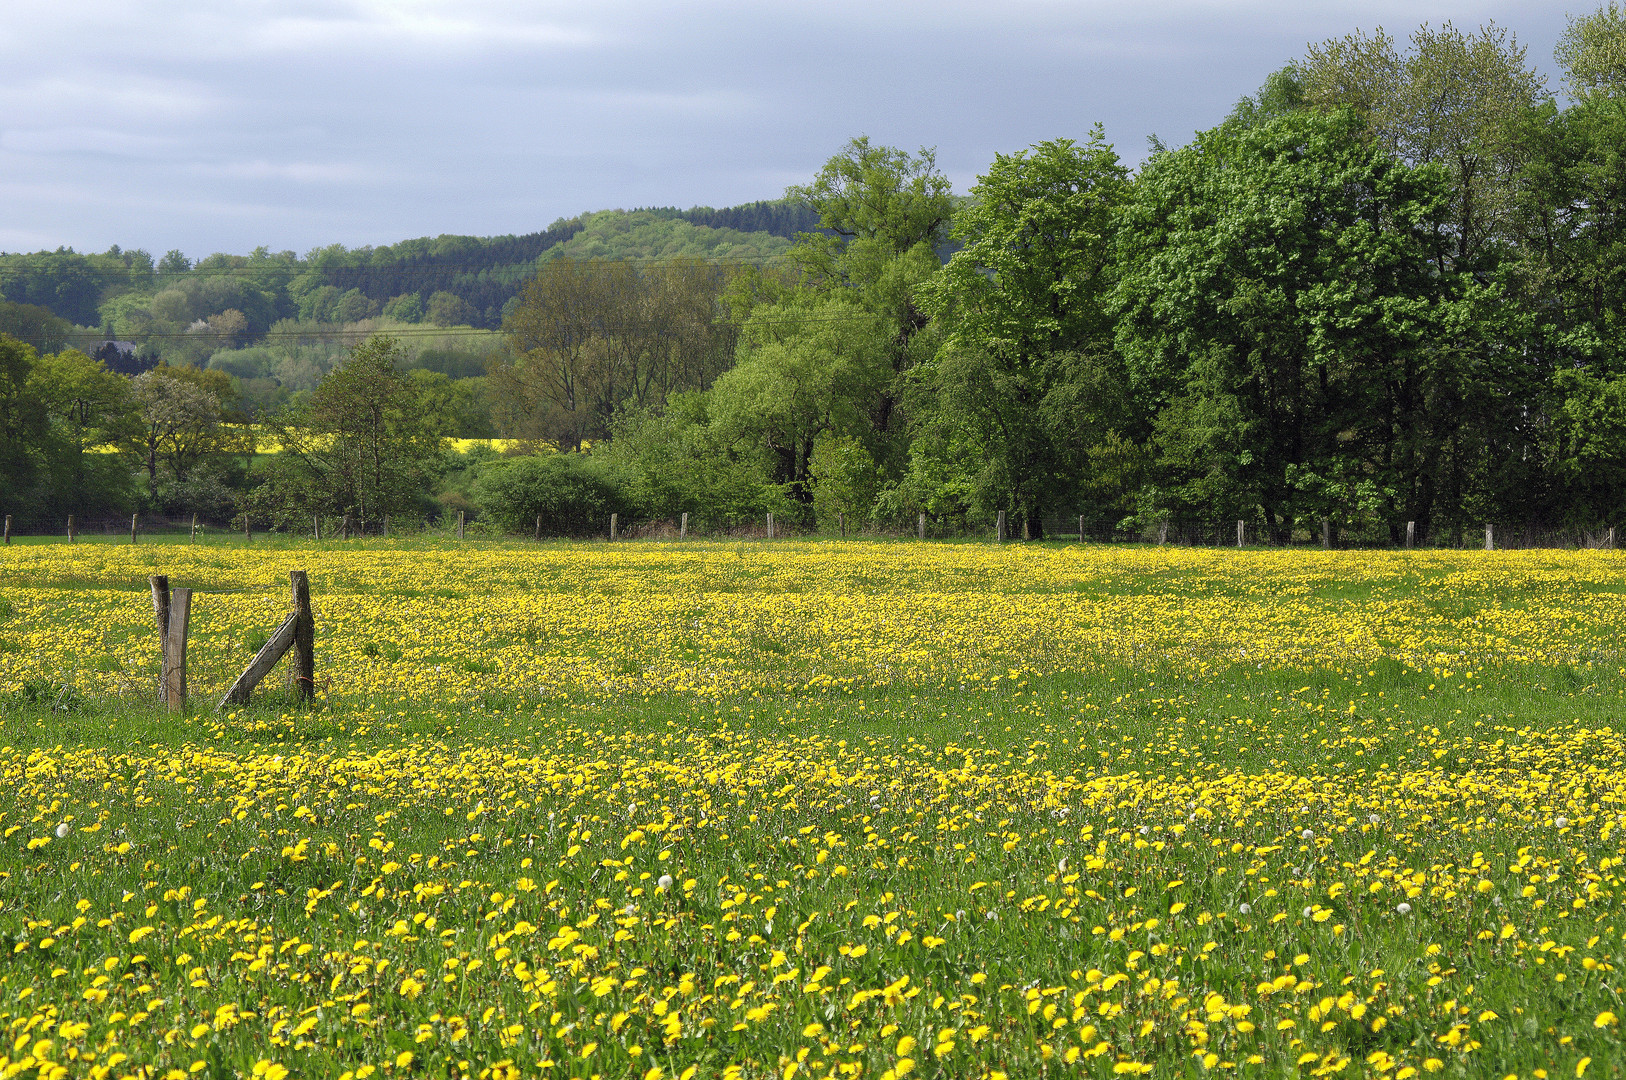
0, 251, 799, 276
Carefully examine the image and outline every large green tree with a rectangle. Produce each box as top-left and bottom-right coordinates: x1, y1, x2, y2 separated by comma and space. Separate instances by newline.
918, 133, 1131, 534
1114, 108, 1466, 540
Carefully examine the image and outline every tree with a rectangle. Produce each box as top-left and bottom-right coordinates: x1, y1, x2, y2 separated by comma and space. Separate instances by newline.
1558, 3, 1626, 99
29, 349, 138, 516
125, 365, 242, 502
784, 138, 956, 453
1114, 108, 1464, 539
253, 335, 445, 527
1299, 21, 1548, 271
496, 259, 739, 449
918, 134, 1130, 534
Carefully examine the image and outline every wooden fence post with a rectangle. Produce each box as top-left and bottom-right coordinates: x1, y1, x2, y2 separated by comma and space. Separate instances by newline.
765, 512, 773, 540
290, 570, 314, 703
165, 588, 190, 712
1485, 523, 1494, 551
244, 514, 252, 543
1078, 515, 1085, 544
150, 575, 170, 703
1608, 525, 1617, 550
383, 514, 389, 539
610, 513, 618, 541
3, 515, 9, 544
1321, 518, 1331, 549
313, 513, 320, 541
1237, 520, 1245, 548
1022, 516, 1031, 541
67, 515, 75, 544
131, 513, 139, 544
680, 512, 687, 540
457, 511, 464, 540
996, 510, 1005, 543
1406, 521, 1415, 549
535, 513, 542, 541
918, 512, 925, 541
190, 513, 197, 544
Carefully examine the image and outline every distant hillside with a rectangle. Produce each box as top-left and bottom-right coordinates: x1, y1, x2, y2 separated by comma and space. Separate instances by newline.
0, 198, 817, 345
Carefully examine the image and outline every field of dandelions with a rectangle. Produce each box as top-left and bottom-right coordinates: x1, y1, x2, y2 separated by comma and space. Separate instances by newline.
1, 538, 1624, 1080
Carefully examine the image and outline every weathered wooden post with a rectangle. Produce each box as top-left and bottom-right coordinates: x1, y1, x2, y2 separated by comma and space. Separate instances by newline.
1237, 520, 1245, 548
313, 513, 320, 541
165, 588, 191, 712
1022, 516, 1031, 541
680, 512, 688, 540
838, 512, 846, 538
150, 575, 170, 703
3, 515, 10, 544
190, 513, 198, 544
1406, 521, 1415, 549
1321, 518, 1331, 550
290, 570, 314, 703
131, 513, 139, 544
457, 511, 465, 540
766, 512, 774, 540
1157, 520, 1168, 546
996, 510, 1006, 543
1078, 515, 1085, 544
610, 513, 618, 540
535, 513, 542, 541
67, 515, 76, 544
918, 512, 925, 541
1485, 523, 1494, 551
1608, 525, 1617, 550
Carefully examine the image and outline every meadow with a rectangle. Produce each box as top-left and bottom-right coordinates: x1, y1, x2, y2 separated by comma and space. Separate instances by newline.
1, 539, 1624, 1080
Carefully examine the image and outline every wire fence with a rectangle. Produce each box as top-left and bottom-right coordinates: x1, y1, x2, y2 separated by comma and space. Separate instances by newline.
0, 509, 1619, 550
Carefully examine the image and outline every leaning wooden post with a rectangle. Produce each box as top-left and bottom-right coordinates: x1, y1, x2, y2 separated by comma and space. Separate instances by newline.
290, 570, 314, 703
680, 512, 687, 540
131, 513, 139, 544
996, 510, 1006, 543
165, 588, 191, 712
609, 513, 618, 541
150, 575, 171, 703
1406, 521, 1415, 549
3, 515, 10, 544
67, 515, 76, 544
1485, 523, 1494, 551
918, 512, 925, 541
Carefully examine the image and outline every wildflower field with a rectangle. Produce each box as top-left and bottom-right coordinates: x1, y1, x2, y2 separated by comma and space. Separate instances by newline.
2, 539, 1625, 1080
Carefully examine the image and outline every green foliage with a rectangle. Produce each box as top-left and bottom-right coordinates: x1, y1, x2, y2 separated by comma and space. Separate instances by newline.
471, 452, 630, 537
542, 210, 793, 264
807, 434, 877, 531
1558, 3, 1626, 99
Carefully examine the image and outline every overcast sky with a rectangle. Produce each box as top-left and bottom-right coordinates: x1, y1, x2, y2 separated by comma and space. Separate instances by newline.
0, 0, 1580, 259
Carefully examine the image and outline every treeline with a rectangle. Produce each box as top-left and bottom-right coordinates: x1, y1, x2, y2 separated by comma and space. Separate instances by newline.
7, 10, 1626, 542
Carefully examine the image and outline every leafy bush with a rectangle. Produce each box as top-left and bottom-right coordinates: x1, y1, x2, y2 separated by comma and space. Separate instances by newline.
472, 453, 631, 537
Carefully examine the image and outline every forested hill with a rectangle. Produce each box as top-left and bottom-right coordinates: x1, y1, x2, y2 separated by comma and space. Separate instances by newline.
0, 198, 816, 342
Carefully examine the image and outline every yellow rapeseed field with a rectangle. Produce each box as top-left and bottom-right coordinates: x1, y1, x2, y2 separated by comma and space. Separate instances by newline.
0, 541, 1623, 1079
